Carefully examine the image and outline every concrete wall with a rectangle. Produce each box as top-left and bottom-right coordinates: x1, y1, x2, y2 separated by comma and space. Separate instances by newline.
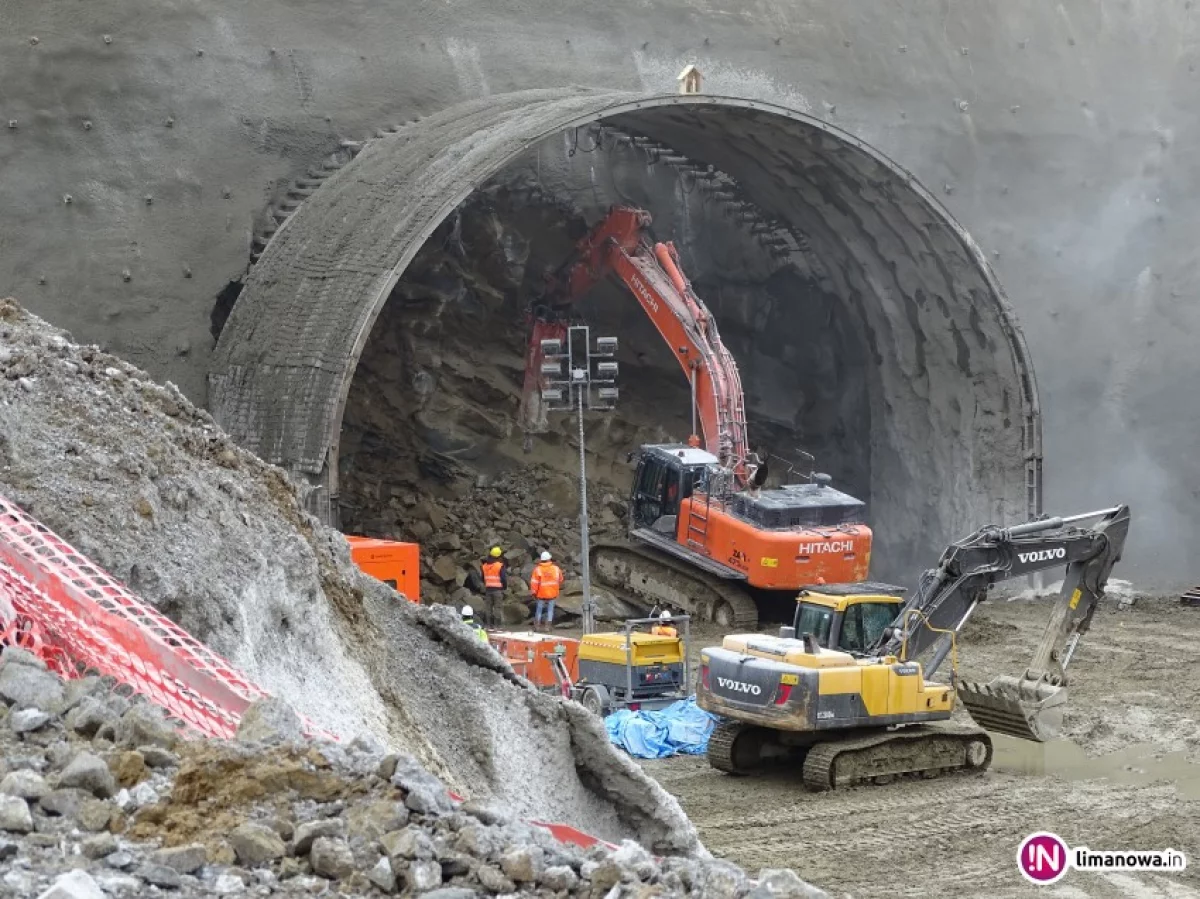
2, 1, 1196, 582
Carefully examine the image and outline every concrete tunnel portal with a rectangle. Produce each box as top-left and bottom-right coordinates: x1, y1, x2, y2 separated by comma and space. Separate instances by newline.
209, 88, 1042, 580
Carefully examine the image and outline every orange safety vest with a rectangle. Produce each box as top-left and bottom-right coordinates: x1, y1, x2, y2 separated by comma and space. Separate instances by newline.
530, 562, 564, 599
651, 625, 678, 638
482, 560, 505, 589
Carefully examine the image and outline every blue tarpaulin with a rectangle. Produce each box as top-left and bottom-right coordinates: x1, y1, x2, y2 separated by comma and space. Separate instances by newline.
604, 696, 718, 759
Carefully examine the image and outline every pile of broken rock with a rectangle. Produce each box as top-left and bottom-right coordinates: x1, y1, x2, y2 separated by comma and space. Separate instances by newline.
394, 467, 640, 624
0, 646, 825, 898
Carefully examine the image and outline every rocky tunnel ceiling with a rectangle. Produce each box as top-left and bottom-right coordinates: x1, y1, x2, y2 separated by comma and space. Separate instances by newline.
209, 88, 1041, 573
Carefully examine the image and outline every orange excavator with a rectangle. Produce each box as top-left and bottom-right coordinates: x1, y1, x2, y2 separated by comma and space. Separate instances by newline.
520, 207, 875, 629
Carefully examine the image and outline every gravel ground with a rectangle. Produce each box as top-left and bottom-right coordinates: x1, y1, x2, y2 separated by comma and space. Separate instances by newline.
0, 647, 826, 898
637, 597, 1200, 898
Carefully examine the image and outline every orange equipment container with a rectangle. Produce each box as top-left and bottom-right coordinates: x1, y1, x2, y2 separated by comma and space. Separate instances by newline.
346, 536, 420, 603
489, 631, 580, 692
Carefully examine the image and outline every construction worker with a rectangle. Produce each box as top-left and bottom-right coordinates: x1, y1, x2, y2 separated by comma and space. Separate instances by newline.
461, 605, 488, 642
651, 610, 678, 638
480, 546, 508, 628
529, 550, 564, 632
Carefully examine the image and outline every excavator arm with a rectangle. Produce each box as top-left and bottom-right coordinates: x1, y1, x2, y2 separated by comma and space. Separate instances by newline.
520, 206, 750, 478
870, 504, 1131, 741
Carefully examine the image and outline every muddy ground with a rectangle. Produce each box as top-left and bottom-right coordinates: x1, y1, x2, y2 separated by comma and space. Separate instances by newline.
620, 597, 1200, 898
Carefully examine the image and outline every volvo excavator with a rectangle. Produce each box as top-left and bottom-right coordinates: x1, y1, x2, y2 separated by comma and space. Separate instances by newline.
520, 206, 871, 629
694, 504, 1131, 790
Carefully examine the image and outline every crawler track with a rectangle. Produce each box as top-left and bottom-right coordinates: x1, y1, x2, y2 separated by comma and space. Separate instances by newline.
591, 538, 759, 629
707, 721, 763, 775
706, 720, 993, 788
801, 724, 993, 791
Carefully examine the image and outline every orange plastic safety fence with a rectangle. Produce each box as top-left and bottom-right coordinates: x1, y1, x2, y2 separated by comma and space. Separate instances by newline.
0, 494, 336, 741
0, 493, 618, 853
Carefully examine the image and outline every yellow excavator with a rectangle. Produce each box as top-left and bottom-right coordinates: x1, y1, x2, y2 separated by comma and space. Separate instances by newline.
695, 504, 1131, 789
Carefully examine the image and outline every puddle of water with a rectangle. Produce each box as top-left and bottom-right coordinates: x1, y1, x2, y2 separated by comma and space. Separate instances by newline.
992, 735, 1200, 799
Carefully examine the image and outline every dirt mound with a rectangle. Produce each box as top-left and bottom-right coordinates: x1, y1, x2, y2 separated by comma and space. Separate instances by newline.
0, 648, 826, 897
0, 297, 701, 852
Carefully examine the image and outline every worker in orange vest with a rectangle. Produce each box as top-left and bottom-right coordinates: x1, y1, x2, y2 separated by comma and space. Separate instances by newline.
651, 610, 679, 638
479, 546, 508, 628
529, 550, 564, 632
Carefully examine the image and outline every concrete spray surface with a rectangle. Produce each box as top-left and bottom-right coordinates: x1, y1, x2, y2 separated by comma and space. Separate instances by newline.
2, 1, 1198, 581
0, 297, 703, 855
208, 88, 1034, 583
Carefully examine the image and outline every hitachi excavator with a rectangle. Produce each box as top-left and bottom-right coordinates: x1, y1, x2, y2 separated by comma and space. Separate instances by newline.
520, 206, 871, 629
695, 504, 1131, 790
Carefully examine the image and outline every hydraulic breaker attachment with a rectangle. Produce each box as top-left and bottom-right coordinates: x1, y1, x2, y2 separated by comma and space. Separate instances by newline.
957, 673, 1067, 742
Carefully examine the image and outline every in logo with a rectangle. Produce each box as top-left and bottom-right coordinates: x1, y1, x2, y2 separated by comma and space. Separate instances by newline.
1018, 832, 1070, 885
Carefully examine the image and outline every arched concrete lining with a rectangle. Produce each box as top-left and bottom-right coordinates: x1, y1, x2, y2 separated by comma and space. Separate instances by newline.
209, 87, 1042, 555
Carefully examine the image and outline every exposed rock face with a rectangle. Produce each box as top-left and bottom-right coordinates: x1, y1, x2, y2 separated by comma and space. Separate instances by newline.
336, 193, 870, 601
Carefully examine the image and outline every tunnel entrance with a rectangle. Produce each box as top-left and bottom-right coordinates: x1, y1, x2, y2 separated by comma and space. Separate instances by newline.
210, 89, 1041, 591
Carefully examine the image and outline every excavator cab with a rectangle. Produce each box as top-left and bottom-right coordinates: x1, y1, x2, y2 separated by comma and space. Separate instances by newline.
789, 586, 907, 655
629, 445, 716, 534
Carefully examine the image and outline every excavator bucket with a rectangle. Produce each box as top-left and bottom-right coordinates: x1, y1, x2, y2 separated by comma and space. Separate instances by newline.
957, 675, 1068, 742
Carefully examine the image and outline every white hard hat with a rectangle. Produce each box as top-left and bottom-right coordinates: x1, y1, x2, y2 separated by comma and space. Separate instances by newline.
461, 605, 474, 618
540, 551, 552, 562
659, 610, 672, 620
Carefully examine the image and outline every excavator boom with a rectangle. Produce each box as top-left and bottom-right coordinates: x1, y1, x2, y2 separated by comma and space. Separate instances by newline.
875, 504, 1131, 741
519, 206, 875, 625
520, 206, 749, 477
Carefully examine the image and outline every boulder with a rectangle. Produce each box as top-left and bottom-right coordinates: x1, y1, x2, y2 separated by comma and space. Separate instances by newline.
292, 817, 346, 855
150, 844, 207, 874
35, 870, 105, 899
80, 833, 118, 860
0, 795, 32, 833
501, 846, 544, 883
9, 708, 51, 733
310, 836, 355, 879
235, 697, 303, 744
229, 821, 286, 865
138, 864, 183, 889
59, 752, 117, 798
432, 555, 458, 584
113, 704, 177, 750
404, 859, 443, 892
346, 800, 409, 842
0, 661, 65, 710
367, 857, 396, 893
0, 769, 49, 800
380, 826, 435, 862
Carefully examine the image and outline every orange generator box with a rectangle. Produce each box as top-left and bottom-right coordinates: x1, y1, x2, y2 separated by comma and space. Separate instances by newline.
489, 631, 580, 691
346, 536, 420, 603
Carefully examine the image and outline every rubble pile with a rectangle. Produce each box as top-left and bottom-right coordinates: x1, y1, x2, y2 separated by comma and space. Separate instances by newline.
0, 648, 825, 898
384, 466, 638, 621
337, 193, 694, 613
0, 298, 706, 851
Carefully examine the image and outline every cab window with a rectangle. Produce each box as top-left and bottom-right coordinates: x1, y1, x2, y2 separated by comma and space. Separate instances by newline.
860, 602, 898, 647
632, 458, 668, 527
794, 602, 834, 647
840, 602, 898, 654
663, 468, 682, 516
